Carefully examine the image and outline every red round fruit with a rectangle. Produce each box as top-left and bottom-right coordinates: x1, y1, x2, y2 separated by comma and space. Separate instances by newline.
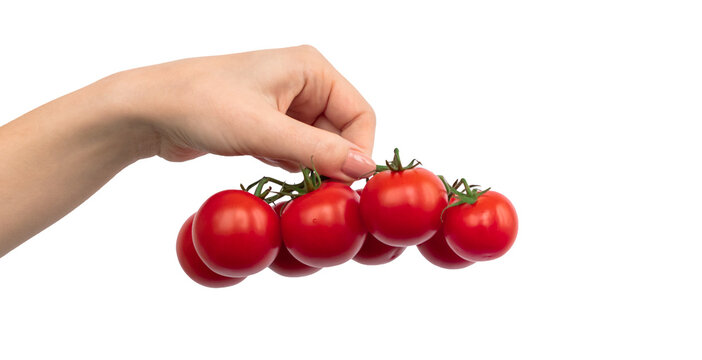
417, 227, 474, 269
281, 182, 365, 267
360, 167, 447, 246
272, 202, 287, 216
176, 214, 245, 287
353, 233, 405, 265
269, 243, 322, 277
193, 190, 280, 277
353, 189, 405, 265
443, 191, 518, 261
269, 202, 321, 277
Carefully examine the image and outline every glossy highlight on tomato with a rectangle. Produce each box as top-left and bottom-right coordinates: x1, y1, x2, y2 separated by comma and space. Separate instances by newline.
443, 191, 518, 262
281, 182, 365, 268
176, 214, 245, 287
360, 167, 447, 246
193, 190, 280, 277
417, 227, 474, 269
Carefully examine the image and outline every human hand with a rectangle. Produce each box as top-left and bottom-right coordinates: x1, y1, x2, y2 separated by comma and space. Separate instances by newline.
113, 45, 376, 181
0, 45, 376, 255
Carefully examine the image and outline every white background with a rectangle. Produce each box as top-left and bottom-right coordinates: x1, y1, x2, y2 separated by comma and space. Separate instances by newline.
1, 1, 700, 358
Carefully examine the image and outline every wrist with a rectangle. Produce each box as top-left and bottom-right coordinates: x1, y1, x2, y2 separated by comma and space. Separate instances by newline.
92, 70, 162, 162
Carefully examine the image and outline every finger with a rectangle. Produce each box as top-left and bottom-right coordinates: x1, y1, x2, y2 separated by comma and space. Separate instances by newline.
253, 156, 301, 173
323, 71, 376, 156
249, 110, 376, 182
311, 114, 341, 135
286, 46, 376, 156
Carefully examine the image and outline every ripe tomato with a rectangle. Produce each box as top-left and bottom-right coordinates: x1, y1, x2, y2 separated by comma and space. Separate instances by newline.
269, 202, 321, 277
193, 190, 280, 277
176, 214, 245, 287
360, 167, 447, 246
281, 182, 365, 267
269, 243, 322, 277
353, 233, 405, 265
417, 227, 474, 269
443, 191, 518, 261
352, 189, 405, 265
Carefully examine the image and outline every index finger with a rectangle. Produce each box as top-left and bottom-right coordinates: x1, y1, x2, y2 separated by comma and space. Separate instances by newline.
322, 68, 376, 156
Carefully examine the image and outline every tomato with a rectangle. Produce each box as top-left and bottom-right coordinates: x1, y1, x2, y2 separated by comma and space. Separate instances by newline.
269, 243, 322, 277
353, 233, 405, 265
443, 191, 518, 261
281, 182, 365, 267
269, 202, 321, 277
352, 189, 405, 265
360, 167, 447, 246
417, 227, 474, 269
176, 214, 245, 287
193, 190, 280, 277
272, 201, 287, 216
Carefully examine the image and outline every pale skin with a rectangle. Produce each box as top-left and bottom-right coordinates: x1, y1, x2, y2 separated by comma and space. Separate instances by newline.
0, 45, 376, 258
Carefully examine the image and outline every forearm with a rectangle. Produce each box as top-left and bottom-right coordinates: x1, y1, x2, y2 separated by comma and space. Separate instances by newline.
0, 75, 157, 257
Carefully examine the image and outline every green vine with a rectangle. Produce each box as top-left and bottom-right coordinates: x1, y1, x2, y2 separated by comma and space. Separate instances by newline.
241, 158, 325, 204
438, 175, 491, 219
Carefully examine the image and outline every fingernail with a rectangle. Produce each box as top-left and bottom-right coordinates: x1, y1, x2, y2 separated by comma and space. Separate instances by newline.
341, 149, 376, 179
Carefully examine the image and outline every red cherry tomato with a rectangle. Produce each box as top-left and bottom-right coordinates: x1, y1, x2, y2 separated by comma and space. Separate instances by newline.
193, 190, 280, 277
272, 201, 287, 215
269, 202, 321, 277
353, 233, 405, 265
176, 214, 245, 287
443, 191, 518, 261
417, 227, 474, 269
269, 244, 322, 277
360, 167, 447, 246
352, 189, 405, 265
281, 182, 365, 267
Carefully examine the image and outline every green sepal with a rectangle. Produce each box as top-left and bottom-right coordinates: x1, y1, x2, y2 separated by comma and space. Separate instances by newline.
370, 148, 422, 177
438, 175, 491, 221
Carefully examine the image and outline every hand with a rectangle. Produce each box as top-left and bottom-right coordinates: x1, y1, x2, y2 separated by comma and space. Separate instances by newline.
0, 45, 376, 256
116, 45, 376, 180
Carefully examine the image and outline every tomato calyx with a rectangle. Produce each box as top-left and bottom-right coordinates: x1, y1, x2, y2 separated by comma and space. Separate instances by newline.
374, 148, 421, 173
276, 166, 325, 199
241, 161, 327, 204
438, 175, 491, 219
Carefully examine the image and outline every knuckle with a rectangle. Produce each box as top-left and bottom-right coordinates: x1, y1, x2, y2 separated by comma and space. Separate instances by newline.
296, 44, 321, 58
366, 107, 377, 128
292, 44, 329, 85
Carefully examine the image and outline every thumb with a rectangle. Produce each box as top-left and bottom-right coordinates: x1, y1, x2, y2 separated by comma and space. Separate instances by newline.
251, 111, 376, 181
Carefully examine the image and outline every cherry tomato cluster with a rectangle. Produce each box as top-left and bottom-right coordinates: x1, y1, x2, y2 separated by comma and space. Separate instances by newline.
175, 149, 518, 288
